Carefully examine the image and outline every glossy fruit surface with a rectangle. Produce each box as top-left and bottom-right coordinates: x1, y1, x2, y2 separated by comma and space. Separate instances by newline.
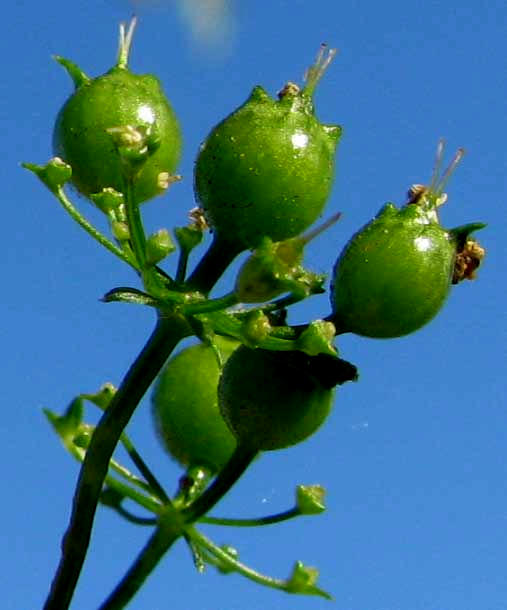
53, 64, 182, 203
218, 345, 334, 451
331, 202, 456, 338
331, 143, 486, 339
194, 52, 341, 251
151, 336, 237, 473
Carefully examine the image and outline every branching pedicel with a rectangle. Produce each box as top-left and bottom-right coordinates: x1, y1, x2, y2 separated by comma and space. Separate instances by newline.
24, 18, 484, 610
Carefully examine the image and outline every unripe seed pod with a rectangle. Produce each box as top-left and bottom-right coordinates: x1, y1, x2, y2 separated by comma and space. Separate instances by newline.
331, 142, 485, 338
218, 346, 336, 451
152, 337, 238, 473
53, 20, 181, 205
194, 47, 341, 252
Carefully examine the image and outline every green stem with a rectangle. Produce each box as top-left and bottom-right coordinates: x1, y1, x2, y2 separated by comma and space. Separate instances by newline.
201, 507, 300, 527
98, 509, 183, 610
104, 475, 163, 516
99, 446, 257, 609
43, 314, 191, 610
109, 506, 158, 527
182, 292, 239, 315
187, 528, 292, 590
263, 292, 307, 311
190, 528, 331, 599
52, 421, 161, 512
196, 310, 298, 348
107, 455, 153, 494
124, 179, 147, 268
185, 235, 244, 294
54, 186, 138, 269
184, 532, 206, 572
175, 247, 190, 284
181, 444, 259, 524
120, 435, 170, 503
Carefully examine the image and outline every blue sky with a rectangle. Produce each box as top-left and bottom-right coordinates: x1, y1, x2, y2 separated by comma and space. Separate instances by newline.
2, 1, 506, 609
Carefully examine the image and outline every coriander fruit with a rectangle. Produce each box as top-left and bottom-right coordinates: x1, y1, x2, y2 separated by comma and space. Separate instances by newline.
331, 142, 485, 338
152, 337, 238, 473
218, 346, 336, 451
53, 20, 181, 204
194, 46, 341, 252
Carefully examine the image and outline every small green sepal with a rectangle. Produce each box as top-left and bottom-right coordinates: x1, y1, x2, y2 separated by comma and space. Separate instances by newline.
111, 221, 130, 242
22, 157, 72, 193
90, 187, 125, 215
81, 383, 117, 410
146, 229, 176, 265
296, 484, 326, 515
448, 222, 487, 248
43, 399, 94, 457
174, 224, 204, 254
295, 320, 336, 357
43, 398, 83, 442
240, 311, 272, 347
53, 55, 90, 89
286, 561, 332, 600
106, 124, 161, 176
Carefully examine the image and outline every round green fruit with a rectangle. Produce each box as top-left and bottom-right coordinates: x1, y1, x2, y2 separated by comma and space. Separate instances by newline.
151, 337, 238, 473
331, 202, 456, 338
218, 345, 334, 451
53, 30, 181, 204
331, 144, 485, 338
194, 49, 341, 252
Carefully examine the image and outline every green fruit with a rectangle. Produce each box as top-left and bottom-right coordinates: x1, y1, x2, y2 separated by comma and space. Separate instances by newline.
331, 144, 485, 338
218, 345, 335, 451
194, 49, 341, 252
152, 337, 238, 473
53, 25, 181, 204
331, 202, 456, 338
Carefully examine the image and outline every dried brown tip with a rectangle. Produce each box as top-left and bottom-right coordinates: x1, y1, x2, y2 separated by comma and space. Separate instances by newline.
406, 184, 428, 204
277, 81, 300, 100
452, 239, 486, 284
